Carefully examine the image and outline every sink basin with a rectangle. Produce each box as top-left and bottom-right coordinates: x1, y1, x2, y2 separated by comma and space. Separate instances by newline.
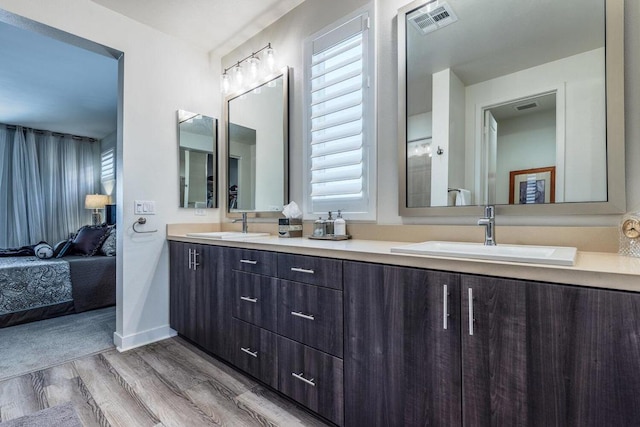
186, 231, 270, 240
390, 241, 577, 266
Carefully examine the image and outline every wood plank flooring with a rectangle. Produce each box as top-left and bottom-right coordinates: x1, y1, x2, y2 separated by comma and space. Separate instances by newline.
0, 337, 330, 426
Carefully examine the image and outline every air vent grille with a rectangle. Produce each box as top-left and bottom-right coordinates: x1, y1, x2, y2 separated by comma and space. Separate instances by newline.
408, 1, 458, 35
515, 102, 539, 111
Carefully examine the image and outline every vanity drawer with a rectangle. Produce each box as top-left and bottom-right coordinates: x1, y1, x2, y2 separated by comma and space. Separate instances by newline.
277, 253, 342, 290
228, 248, 277, 276
232, 270, 277, 331
277, 280, 343, 357
278, 336, 344, 426
231, 319, 278, 388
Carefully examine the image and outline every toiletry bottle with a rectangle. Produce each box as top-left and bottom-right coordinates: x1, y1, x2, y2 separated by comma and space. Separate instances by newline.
326, 211, 335, 235
313, 217, 325, 237
334, 210, 346, 236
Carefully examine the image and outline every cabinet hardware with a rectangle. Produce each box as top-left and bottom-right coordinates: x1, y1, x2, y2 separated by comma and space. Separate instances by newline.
192, 250, 199, 270
240, 296, 258, 303
240, 259, 258, 265
468, 287, 474, 336
443, 284, 448, 330
291, 267, 315, 274
292, 372, 316, 386
291, 311, 315, 321
240, 347, 258, 358
188, 249, 193, 270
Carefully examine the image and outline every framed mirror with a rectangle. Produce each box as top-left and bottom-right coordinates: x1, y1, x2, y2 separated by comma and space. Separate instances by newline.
178, 110, 218, 208
224, 67, 289, 217
398, 0, 625, 216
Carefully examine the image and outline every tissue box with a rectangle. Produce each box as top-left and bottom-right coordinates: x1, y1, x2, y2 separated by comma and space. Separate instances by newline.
278, 218, 303, 238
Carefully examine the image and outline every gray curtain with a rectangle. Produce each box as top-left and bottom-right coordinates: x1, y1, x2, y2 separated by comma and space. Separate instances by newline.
0, 125, 100, 247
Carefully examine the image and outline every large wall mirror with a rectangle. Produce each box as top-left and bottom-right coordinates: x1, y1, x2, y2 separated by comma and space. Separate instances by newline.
178, 110, 218, 208
398, 0, 625, 216
224, 67, 289, 217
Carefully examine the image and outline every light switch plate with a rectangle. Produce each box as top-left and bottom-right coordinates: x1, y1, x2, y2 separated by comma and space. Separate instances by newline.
134, 200, 156, 215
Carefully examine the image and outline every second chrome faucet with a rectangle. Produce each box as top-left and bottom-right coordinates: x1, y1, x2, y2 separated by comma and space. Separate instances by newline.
477, 205, 496, 246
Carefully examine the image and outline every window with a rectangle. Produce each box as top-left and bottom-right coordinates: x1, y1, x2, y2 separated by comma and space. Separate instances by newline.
304, 8, 375, 220
101, 147, 115, 182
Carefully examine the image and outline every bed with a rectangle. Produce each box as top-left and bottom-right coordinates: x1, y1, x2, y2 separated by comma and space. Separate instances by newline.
0, 255, 116, 328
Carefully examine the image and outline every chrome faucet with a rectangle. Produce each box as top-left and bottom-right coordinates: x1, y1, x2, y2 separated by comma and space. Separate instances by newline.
477, 205, 496, 246
232, 212, 248, 233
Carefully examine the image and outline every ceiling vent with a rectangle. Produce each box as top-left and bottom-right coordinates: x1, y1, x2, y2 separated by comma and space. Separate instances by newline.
408, 1, 458, 35
515, 101, 539, 111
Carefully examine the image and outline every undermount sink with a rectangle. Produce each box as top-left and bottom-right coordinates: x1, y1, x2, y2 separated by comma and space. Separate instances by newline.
390, 241, 577, 266
186, 231, 270, 240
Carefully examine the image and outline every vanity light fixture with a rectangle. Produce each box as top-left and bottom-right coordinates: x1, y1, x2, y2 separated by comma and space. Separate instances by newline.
220, 43, 277, 95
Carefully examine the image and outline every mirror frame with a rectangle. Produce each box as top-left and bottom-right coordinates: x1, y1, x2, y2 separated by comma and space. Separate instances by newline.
397, 0, 625, 217
177, 110, 218, 209
223, 66, 289, 219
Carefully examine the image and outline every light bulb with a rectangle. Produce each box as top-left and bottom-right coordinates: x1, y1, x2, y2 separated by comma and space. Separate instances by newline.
221, 72, 230, 94
233, 64, 243, 87
248, 56, 260, 83
264, 47, 276, 73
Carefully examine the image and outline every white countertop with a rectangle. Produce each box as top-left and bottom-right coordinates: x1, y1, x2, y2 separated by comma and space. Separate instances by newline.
167, 234, 640, 292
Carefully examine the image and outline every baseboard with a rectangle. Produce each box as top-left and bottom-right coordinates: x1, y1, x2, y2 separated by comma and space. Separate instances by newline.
114, 324, 177, 352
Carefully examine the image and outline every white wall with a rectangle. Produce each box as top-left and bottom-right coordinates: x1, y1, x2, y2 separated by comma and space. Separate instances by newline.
0, 0, 220, 350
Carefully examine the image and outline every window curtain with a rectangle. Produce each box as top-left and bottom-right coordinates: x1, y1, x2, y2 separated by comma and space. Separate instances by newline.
0, 125, 100, 247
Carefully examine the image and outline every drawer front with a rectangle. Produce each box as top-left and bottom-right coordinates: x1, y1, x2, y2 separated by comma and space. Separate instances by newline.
232, 271, 277, 331
232, 319, 278, 388
278, 336, 344, 426
228, 248, 277, 276
277, 253, 342, 290
278, 280, 343, 357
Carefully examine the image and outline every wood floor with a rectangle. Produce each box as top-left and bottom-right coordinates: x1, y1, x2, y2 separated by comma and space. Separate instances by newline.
0, 336, 330, 426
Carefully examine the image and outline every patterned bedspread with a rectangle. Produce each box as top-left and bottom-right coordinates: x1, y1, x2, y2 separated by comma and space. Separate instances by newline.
0, 257, 72, 315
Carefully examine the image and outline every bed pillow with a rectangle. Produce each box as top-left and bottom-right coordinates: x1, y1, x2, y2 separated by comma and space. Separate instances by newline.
71, 225, 111, 256
100, 227, 116, 256
34, 242, 54, 259
55, 239, 74, 258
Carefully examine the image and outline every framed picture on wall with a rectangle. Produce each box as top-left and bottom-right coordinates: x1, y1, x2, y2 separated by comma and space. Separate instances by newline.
509, 166, 556, 204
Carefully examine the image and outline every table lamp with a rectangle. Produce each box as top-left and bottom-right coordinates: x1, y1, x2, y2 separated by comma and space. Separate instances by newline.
85, 194, 109, 225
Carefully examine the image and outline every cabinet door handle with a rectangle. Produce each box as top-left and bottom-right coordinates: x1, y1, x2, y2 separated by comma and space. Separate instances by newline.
291, 311, 315, 321
468, 287, 474, 336
291, 267, 315, 274
188, 249, 193, 270
240, 296, 258, 303
193, 251, 199, 270
240, 259, 258, 265
292, 372, 316, 387
240, 347, 258, 358
443, 284, 449, 330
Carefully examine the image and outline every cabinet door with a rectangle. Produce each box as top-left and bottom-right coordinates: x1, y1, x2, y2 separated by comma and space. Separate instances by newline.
462, 276, 640, 426
169, 242, 204, 343
344, 261, 462, 427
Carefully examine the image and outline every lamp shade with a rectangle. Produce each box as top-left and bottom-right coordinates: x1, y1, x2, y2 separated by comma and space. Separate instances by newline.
85, 194, 109, 210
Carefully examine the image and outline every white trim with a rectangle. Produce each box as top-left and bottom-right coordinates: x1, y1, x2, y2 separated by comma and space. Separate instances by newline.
113, 325, 177, 352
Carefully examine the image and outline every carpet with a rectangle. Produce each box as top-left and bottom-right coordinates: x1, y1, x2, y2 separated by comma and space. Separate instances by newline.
0, 306, 115, 381
0, 403, 83, 427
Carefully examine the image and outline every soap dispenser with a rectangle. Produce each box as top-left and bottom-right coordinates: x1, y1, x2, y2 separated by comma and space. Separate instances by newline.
326, 211, 335, 235
334, 210, 346, 236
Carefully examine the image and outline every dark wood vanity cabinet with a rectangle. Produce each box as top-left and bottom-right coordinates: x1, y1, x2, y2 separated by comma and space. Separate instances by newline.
169, 242, 230, 357
462, 275, 640, 427
344, 261, 462, 427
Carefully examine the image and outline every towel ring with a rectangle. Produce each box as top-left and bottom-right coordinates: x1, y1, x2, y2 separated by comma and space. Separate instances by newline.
133, 217, 158, 234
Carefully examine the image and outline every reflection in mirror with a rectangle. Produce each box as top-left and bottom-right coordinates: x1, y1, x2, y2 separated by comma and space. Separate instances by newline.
178, 110, 217, 208
225, 67, 288, 215
399, 0, 624, 215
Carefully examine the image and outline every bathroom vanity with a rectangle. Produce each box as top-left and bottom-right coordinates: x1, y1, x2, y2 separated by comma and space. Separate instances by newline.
168, 231, 640, 426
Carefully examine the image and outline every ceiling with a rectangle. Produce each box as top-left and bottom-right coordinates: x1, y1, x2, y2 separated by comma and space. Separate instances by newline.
90, 0, 306, 54
0, 0, 304, 140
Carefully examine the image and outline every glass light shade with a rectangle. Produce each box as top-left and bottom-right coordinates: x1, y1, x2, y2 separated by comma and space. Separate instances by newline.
233, 64, 244, 87
264, 47, 276, 73
248, 56, 261, 82
85, 194, 109, 209
221, 72, 231, 94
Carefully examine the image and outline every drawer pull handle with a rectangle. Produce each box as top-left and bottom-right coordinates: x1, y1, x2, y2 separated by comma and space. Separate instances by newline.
291, 311, 315, 321
240, 296, 258, 303
192, 251, 199, 270
240, 259, 258, 265
240, 347, 258, 358
443, 284, 448, 330
468, 287, 474, 336
188, 249, 192, 270
292, 372, 316, 387
291, 267, 315, 274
